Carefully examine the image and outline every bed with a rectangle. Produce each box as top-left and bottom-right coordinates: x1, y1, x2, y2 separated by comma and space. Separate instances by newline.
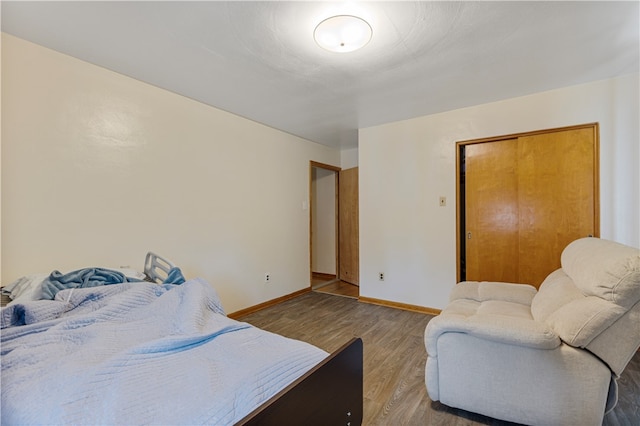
0, 253, 363, 425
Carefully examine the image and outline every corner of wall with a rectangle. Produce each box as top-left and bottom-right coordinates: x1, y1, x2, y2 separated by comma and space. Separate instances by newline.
340, 147, 358, 170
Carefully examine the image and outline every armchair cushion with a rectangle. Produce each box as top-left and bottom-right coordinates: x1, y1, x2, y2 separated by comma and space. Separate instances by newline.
531, 238, 640, 349
532, 268, 629, 347
436, 282, 556, 348
531, 268, 583, 321
545, 296, 627, 347
562, 237, 640, 307
450, 281, 537, 305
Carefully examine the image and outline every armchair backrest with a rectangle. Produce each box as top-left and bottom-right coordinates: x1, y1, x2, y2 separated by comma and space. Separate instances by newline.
531, 237, 640, 376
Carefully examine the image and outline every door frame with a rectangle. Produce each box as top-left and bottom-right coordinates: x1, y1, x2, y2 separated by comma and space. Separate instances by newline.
455, 123, 600, 283
309, 161, 341, 288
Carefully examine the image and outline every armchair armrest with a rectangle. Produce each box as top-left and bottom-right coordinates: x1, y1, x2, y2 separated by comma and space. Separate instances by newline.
425, 313, 561, 356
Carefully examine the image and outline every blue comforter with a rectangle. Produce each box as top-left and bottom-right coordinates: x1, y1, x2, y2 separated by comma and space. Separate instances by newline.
1, 279, 327, 425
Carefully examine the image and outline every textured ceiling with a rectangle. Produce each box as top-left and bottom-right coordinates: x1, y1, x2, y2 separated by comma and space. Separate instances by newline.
2, 1, 639, 148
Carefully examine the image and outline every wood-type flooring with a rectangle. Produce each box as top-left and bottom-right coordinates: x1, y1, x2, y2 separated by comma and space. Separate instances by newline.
238, 291, 640, 426
314, 279, 359, 298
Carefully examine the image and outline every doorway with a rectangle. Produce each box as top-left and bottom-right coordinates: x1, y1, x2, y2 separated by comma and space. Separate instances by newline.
310, 161, 359, 299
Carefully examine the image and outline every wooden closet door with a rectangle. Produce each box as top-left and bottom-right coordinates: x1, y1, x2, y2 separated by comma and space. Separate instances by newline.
462, 124, 598, 288
465, 139, 519, 283
517, 127, 597, 286
339, 167, 359, 285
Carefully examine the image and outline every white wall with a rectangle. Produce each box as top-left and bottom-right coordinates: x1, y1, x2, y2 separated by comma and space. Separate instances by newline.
359, 73, 640, 310
340, 147, 358, 169
0, 37, 3, 280
311, 168, 336, 275
1, 33, 340, 313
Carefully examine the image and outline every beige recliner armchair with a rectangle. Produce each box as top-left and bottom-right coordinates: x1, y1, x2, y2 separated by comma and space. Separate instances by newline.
425, 237, 640, 425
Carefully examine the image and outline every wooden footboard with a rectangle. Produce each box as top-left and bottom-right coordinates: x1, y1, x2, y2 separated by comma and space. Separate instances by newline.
236, 337, 363, 426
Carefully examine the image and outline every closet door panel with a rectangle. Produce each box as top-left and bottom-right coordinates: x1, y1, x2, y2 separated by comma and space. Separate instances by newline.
465, 139, 519, 283
517, 127, 596, 286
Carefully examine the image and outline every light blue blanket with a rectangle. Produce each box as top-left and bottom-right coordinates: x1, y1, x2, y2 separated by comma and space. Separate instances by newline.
1, 279, 327, 425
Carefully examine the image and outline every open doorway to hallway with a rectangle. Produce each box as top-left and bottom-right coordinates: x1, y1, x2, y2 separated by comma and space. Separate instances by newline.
310, 161, 359, 299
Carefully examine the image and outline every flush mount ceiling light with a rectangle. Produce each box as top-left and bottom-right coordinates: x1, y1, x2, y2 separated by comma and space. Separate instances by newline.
314, 15, 373, 53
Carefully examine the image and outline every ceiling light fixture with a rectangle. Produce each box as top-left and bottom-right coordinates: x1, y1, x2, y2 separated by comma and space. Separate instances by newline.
314, 15, 372, 53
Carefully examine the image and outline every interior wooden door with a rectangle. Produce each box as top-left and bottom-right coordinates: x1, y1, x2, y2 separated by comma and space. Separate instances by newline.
465, 139, 519, 283
339, 167, 359, 285
462, 124, 598, 287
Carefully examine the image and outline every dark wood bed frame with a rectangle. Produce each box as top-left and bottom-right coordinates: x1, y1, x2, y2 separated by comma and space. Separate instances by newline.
236, 337, 363, 426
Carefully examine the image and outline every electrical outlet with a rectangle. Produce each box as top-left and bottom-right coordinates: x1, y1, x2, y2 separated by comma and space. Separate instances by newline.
265, 273, 270, 283
379, 272, 384, 281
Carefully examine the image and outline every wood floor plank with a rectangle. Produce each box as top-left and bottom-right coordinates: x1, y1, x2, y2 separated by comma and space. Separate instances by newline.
238, 291, 640, 425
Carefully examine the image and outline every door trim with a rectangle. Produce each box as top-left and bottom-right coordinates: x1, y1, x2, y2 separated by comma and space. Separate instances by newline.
455, 122, 600, 283
309, 161, 341, 288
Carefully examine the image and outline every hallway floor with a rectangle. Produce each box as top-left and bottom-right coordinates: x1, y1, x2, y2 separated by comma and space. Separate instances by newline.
312, 276, 359, 299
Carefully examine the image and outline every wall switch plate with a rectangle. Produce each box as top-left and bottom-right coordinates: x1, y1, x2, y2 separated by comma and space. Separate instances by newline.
265, 273, 270, 283
439, 196, 446, 207
379, 272, 384, 281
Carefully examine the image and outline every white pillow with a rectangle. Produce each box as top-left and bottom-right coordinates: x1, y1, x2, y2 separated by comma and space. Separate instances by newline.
2, 274, 48, 304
